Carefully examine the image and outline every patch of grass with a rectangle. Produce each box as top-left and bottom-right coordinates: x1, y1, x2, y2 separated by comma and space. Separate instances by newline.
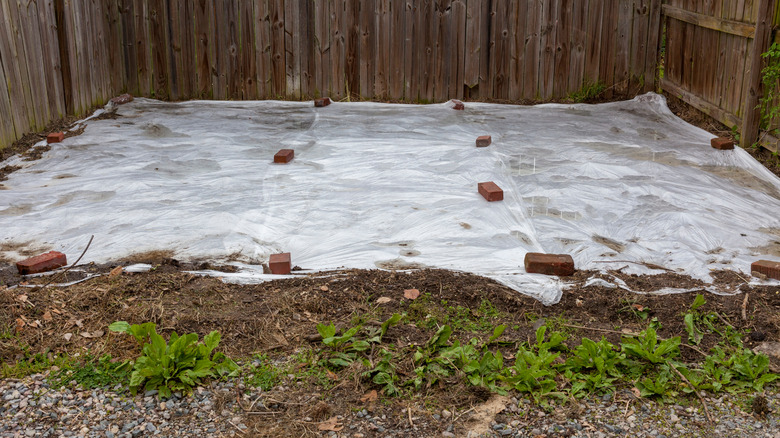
48, 354, 131, 390
1, 347, 74, 379
568, 81, 606, 103
243, 354, 284, 391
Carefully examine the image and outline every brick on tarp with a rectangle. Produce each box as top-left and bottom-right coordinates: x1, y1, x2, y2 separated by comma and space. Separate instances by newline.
476, 135, 492, 147
110, 93, 134, 105
269, 252, 291, 275
751, 260, 780, 280
711, 137, 734, 150
478, 182, 503, 202
16, 251, 67, 275
274, 149, 294, 163
451, 100, 465, 110
314, 97, 331, 107
47, 132, 64, 144
524, 253, 575, 276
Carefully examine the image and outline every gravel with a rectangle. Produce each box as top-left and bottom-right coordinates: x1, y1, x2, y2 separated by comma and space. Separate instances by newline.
1, 374, 778, 437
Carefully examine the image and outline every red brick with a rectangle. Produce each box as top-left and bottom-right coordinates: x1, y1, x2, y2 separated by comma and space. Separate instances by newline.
314, 97, 331, 107
751, 260, 780, 280
16, 251, 67, 275
524, 253, 575, 276
47, 132, 64, 144
476, 135, 492, 147
711, 137, 734, 150
110, 93, 134, 105
451, 100, 465, 110
269, 252, 291, 275
274, 149, 294, 163
478, 182, 503, 202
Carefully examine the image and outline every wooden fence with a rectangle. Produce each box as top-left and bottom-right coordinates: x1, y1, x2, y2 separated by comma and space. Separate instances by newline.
660, 0, 778, 150
1, 0, 712, 152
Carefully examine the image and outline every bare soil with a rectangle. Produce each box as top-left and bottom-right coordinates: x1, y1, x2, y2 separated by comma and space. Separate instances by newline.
0, 260, 777, 436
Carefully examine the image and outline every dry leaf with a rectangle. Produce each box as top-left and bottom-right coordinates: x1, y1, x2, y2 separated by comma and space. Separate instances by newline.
15, 318, 25, 332
63, 333, 73, 341
80, 330, 104, 339
50, 308, 62, 315
631, 304, 644, 311
75, 319, 84, 328
29, 320, 40, 328
376, 297, 392, 304
317, 417, 344, 432
403, 289, 420, 300
326, 369, 339, 380
108, 266, 123, 278
360, 390, 378, 403
320, 285, 329, 292
43, 311, 52, 321
16, 294, 28, 303
631, 387, 641, 398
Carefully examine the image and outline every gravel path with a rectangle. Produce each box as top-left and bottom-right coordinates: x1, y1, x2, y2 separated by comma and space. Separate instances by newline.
1, 374, 778, 437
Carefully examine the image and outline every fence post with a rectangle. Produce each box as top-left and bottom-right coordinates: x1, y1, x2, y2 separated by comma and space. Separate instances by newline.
740, 0, 774, 148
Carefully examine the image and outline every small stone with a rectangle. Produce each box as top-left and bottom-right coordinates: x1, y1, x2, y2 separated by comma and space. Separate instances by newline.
441, 409, 452, 419
442, 432, 455, 438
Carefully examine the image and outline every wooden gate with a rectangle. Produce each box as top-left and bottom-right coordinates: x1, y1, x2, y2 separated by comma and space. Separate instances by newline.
660, 0, 777, 150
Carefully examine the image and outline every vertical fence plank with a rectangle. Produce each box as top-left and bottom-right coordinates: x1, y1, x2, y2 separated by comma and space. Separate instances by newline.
629, 0, 648, 92
523, 0, 541, 99
599, 0, 617, 98
464, 0, 480, 94
507, 1, 522, 100
19, 0, 52, 126
179, 0, 195, 99
0, 53, 14, 146
569, 0, 588, 94
492, 0, 508, 99
554, 0, 572, 97
643, 0, 661, 92
270, 0, 285, 98
539, 0, 558, 99
148, 0, 168, 100
39, 0, 66, 118
285, 0, 300, 98
331, 0, 346, 100
346, 0, 359, 98
432, 0, 448, 102
195, 0, 213, 98
376, 0, 390, 98
255, 0, 272, 99
423, 0, 436, 102
301, 0, 315, 98
315, 0, 331, 97
741, 0, 772, 147
359, 0, 376, 98
389, 0, 405, 99
476, 0, 489, 99
226, 2, 240, 99
451, 0, 466, 99
405, 0, 416, 100
120, 0, 138, 96
241, 1, 258, 100
167, 0, 183, 100
614, 0, 632, 96
134, 0, 151, 98
583, 0, 603, 88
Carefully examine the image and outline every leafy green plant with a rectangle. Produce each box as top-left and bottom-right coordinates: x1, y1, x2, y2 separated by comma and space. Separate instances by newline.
759, 42, 780, 137
568, 81, 606, 103
684, 294, 707, 345
501, 326, 566, 403
109, 321, 239, 398
621, 327, 680, 364
318, 313, 403, 368
563, 337, 625, 396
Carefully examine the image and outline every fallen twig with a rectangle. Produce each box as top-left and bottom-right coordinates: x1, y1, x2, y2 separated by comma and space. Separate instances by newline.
31, 235, 94, 292
667, 361, 713, 424
681, 343, 708, 357
407, 405, 414, 427
563, 324, 639, 337
451, 406, 476, 425
741, 293, 749, 321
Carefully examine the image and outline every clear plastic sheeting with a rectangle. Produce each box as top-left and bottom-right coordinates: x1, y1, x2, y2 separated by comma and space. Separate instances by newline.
1, 93, 779, 304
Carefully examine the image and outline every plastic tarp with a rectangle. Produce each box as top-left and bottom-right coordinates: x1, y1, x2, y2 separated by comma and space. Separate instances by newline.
1, 93, 779, 304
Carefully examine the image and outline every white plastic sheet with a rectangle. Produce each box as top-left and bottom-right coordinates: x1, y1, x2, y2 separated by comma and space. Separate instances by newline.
1, 93, 779, 304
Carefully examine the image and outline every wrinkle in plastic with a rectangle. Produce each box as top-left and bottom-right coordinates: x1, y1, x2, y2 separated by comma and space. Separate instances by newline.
1, 93, 779, 304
